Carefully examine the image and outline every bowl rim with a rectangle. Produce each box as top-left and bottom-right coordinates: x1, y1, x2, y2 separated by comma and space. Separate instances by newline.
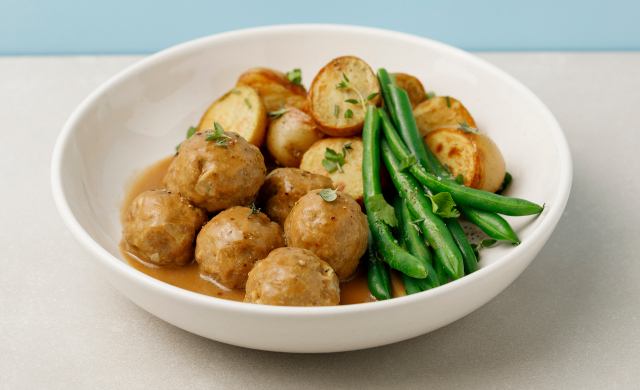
51, 23, 573, 317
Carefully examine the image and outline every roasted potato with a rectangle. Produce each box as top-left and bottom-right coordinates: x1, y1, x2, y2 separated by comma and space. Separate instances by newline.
299, 137, 364, 204
236, 68, 308, 113
393, 73, 427, 109
308, 56, 380, 137
424, 126, 505, 193
197, 85, 267, 146
266, 105, 325, 167
413, 96, 476, 137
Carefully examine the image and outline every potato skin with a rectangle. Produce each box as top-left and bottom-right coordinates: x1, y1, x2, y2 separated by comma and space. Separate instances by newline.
244, 247, 340, 306
124, 190, 207, 267
284, 189, 369, 280
394, 73, 427, 109
308, 56, 380, 137
266, 105, 325, 167
413, 96, 476, 137
195, 206, 284, 289
299, 137, 364, 205
424, 127, 506, 193
163, 131, 266, 212
236, 68, 308, 113
197, 85, 267, 146
259, 168, 335, 226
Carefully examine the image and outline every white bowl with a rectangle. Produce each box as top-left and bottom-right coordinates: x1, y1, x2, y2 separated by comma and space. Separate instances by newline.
51, 24, 572, 353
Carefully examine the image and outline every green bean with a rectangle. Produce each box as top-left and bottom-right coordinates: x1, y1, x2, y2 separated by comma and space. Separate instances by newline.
409, 138, 478, 273
362, 106, 427, 279
435, 255, 449, 285
381, 117, 544, 216
379, 108, 478, 274
381, 138, 464, 280
458, 205, 520, 244
401, 273, 422, 295
393, 195, 432, 264
422, 139, 521, 244
421, 138, 455, 181
376, 68, 398, 127
366, 229, 391, 300
386, 84, 433, 174
393, 195, 441, 291
443, 216, 478, 274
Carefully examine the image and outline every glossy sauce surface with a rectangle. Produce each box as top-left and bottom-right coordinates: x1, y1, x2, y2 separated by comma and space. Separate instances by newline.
120, 156, 376, 305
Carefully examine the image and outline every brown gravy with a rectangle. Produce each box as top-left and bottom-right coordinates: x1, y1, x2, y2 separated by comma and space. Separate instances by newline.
120, 156, 376, 305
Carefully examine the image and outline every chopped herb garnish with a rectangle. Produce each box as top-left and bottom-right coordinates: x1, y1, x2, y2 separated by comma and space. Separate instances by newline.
322, 147, 346, 173
244, 98, 252, 109
321, 143, 353, 173
336, 72, 377, 113
471, 239, 498, 259
286, 69, 302, 85
247, 203, 261, 218
480, 239, 498, 247
456, 174, 464, 184
319, 188, 338, 202
232, 90, 241, 94
399, 155, 416, 172
459, 121, 477, 133
186, 126, 197, 138
204, 122, 231, 146
496, 172, 513, 195
366, 92, 379, 101
321, 160, 339, 173
426, 91, 436, 99
504, 172, 513, 186
344, 109, 353, 118
408, 218, 425, 231
446, 96, 451, 107
368, 194, 398, 227
334, 105, 339, 116
176, 126, 198, 150
268, 104, 288, 119
337, 72, 350, 85
424, 192, 459, 218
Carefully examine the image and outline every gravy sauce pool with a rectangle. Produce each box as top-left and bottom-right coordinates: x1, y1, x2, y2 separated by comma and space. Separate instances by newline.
119, 156, 376, 305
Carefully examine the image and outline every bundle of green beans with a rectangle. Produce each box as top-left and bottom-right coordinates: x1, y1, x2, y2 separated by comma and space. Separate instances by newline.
363, 69, 544, 298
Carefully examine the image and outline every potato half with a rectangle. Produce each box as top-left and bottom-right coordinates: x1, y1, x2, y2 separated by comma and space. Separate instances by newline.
413, 96, 476, 137
299, 137, 364, 204
198, 85, 267, 147
266, 105, 325, 168
237, 67, 308, 113
308, 56, 380, 137
393, 73, 427, 109
424, 127, 505, 193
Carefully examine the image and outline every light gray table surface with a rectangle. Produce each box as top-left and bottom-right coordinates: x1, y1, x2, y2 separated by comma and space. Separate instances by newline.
1, 52, 639, 389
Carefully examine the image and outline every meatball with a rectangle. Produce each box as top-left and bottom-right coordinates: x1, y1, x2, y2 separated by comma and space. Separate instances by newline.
284, 190, 368, 280
244, 247, 339, 306
259, 168, 335, 225
124, 190, 207, 266
195, 206, 284, 289
163, 131, 266, 212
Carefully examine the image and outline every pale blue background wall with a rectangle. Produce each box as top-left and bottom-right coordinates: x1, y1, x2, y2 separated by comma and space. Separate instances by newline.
1, 0, 639, 55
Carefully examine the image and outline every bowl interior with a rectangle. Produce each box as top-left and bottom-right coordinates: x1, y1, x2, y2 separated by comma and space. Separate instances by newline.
55, 25, 567, 292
